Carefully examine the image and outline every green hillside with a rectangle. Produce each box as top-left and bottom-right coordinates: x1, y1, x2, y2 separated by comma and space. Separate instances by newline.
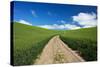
60, 27, 97, 61
13, 22, 97, 65
13, 22, 58, 66
62, 27, 97, 41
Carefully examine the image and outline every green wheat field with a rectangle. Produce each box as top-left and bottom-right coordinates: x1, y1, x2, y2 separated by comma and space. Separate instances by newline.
12, 22, 97, 66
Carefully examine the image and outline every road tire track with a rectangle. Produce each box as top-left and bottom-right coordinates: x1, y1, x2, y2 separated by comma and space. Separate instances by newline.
34, 35, 85, 64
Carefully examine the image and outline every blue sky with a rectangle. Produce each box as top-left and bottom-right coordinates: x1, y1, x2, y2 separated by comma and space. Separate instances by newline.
12, 1, 97, 30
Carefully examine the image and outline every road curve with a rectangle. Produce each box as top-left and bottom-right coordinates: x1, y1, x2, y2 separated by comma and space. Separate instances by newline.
34, 35, 85, 64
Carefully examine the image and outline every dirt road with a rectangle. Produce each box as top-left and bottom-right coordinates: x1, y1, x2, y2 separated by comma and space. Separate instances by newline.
34, 35, 84, 64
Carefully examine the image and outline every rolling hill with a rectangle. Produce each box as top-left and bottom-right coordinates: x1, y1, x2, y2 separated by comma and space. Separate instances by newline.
12, 22, 97, 65
61, 27, 97, 61
13, 22, 58, 65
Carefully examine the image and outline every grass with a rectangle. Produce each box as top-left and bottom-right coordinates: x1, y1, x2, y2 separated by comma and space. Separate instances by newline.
13, 22, 58, 66
60, 27, 97, 61
12, 22, 97, 65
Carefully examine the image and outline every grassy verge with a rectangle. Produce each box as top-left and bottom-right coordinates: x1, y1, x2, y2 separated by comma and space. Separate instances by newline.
13, 22, 57, 66
60, 37, 97, 61
14, 36, 54, 66
60, 27, 97, 61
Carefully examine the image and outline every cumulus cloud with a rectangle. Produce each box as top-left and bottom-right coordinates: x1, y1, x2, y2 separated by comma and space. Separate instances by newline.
38, 24, 81, 30
72, 12, 97, 28
31, 10, 37, 17
18, 20, 32, 26
65, 24, 81, 30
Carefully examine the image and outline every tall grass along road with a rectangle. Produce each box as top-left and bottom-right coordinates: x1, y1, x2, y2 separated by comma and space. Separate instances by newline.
34, 35, 84, 64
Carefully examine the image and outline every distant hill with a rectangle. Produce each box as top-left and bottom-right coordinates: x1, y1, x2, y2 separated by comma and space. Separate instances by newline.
63, 27, 97, 41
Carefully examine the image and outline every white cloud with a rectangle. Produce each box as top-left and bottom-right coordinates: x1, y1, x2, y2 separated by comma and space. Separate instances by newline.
31, 10, 37, 17
38, 24, 81, 30
18, 20, 32, 26
48, 11, 52, 16
65, 24, 81, 30
72, 12, 97, 28
60, 20, 66, 24
38, 24, 64, 29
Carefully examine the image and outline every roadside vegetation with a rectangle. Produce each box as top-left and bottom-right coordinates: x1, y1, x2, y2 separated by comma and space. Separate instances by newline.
13, 22, 58, 65
60, 27, 97, 61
